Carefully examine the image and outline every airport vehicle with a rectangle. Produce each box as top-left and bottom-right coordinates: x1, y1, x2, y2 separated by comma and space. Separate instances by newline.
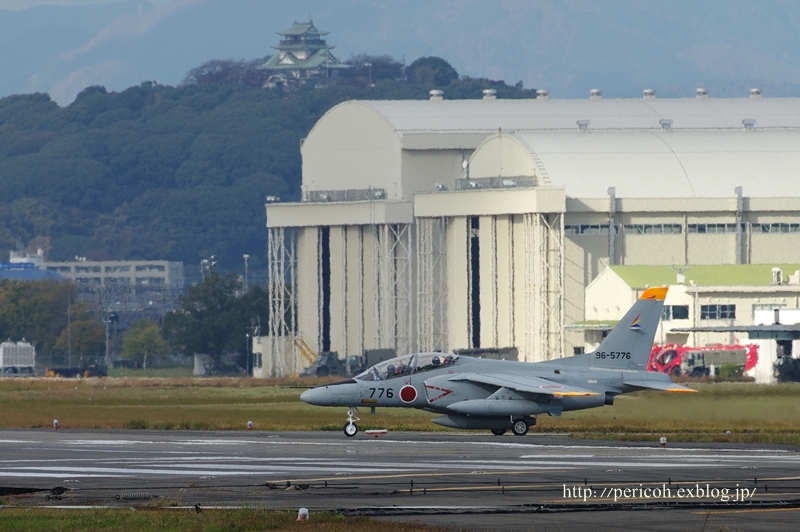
301, 287, 695, 437
649, 344, 757, 377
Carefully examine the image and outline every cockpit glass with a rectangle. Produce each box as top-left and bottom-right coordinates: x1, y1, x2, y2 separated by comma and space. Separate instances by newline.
415, 353, 456, 373
355, 353, 460, 381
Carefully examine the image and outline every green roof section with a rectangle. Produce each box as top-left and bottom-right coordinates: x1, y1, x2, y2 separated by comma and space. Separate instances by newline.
610, 264, 800, 288
278, 22, 328, 36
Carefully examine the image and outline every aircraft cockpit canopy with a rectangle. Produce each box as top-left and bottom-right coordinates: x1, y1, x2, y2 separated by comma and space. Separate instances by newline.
356, 352, 459, 381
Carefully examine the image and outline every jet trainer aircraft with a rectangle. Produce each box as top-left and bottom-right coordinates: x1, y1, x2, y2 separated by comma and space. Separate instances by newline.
301, 286, 695, 437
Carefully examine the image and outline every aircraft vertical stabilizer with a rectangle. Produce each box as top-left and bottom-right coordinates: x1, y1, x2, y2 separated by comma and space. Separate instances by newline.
590, 287, 667, 370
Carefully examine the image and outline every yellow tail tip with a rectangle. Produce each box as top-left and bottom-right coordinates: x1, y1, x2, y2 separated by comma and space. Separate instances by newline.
639, 286, 668, 301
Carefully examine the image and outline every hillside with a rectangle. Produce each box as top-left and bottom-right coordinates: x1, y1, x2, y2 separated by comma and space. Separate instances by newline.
0, 66, 536, 279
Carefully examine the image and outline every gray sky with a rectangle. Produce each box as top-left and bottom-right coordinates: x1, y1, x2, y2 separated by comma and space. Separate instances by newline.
0, 0, 173, 8
4, 0, 800, 105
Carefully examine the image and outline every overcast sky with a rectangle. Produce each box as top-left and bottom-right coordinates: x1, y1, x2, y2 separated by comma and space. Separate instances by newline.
4, 0, 800, 105
0, 0, 173, 8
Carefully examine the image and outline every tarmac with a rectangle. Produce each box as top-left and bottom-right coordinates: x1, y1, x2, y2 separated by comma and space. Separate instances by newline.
1, 428, 800, 531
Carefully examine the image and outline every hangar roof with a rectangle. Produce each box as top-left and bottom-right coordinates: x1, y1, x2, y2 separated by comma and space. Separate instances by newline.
611, 265, 800, 288
469, 129, 800, 198
359, 97, 800, 134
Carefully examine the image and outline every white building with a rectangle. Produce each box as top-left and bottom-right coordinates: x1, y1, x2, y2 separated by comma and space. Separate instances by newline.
262, 91, 800, 376
581, 264, 800, 349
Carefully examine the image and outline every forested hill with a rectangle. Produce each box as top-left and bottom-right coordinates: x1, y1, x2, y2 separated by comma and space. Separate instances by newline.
0, 60, 536, 279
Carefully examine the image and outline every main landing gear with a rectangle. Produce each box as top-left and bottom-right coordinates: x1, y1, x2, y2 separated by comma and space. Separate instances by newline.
512, 419, 529, 436
343, 407, 360, 437
489, 416, 536, 436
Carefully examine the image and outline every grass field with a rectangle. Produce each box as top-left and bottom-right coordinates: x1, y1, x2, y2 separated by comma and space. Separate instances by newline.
1, 377, 800, 443
0, 508, 453, 532
107, 367, 195, 378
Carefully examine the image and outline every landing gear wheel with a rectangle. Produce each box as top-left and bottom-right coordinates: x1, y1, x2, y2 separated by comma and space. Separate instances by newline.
512, 419, 529, 436
491, 429, 507, 436
343, 407, 360, 438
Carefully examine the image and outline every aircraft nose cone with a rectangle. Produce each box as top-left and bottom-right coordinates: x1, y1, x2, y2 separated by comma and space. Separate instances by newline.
300, 387, 327, 406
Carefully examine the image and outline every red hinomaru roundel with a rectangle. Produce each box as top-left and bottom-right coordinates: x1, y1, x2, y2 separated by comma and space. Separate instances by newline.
399, 385, 417, 403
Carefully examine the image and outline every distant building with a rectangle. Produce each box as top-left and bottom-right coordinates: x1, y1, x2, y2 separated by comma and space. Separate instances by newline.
44, 259, 184, 312
257, 21, 351, 88
2, 250, 63, 281
9, 249, 45, 269
578, 264, 800, 349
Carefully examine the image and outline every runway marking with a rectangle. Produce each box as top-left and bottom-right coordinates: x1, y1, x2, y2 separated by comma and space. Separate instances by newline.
691, 508, 800, 515
268, 469, 569, 483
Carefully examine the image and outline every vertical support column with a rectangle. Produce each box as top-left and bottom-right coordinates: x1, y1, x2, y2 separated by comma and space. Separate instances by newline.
340, 226, 348, 355
267, 226, 298, 376
522, 213, 536, 362
358, 226, 365, 355
415, 217, 448, 352
446, 217, 470, 351
540, 213, 565, 360
416, 218, 434, 352
268, 226, 285, 376
608, 187, 616, 265
388, 223, 412, 356
735, 186, 744, 264
433, 218, 448, 351
373, 223, 387, 349
507, 215, 516, 350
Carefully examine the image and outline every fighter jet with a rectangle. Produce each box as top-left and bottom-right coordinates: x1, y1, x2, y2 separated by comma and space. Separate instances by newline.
301, 286, 695, 437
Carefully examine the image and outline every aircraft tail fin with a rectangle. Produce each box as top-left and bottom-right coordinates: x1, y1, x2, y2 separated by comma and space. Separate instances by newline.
590, 287, 667, 370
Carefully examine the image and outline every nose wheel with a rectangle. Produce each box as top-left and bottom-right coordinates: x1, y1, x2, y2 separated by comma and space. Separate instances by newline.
343, 407, 360, 437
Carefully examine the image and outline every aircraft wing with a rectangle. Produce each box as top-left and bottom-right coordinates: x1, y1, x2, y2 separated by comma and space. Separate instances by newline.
623, 380, 697, 393
449, 372, 600, 397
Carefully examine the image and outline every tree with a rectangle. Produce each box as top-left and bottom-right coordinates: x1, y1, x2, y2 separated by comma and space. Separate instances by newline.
122, 319, 171, 365
53, 302, 104, 357
406, 56, 459, 87
162, 272, 270, 370
0, 279, 76, 356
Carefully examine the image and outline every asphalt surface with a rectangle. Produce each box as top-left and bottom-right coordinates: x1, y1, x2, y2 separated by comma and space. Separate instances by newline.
1, 428, 800, 531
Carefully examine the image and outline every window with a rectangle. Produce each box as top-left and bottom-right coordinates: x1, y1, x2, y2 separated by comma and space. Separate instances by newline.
135, 264, 166, 272
688, 223, 744, 234
105, 265, 130, 273
662, 305, 689, 320
623, 224, 682, 235
752, 223, 800, 234
564, 224, 617, 236
700, 304, 736, 320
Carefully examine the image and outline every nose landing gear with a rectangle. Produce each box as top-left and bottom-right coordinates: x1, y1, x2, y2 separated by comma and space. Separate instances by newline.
343, 407, 360, 437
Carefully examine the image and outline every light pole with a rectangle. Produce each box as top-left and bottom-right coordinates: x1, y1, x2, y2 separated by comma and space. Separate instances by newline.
364, 62, 372, 85
243, 254, 250, 293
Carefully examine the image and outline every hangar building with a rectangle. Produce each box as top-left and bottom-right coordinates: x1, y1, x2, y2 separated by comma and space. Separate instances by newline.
260, 90, 800, 376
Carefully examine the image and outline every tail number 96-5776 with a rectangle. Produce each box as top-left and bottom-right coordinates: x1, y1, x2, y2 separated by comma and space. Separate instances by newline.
595, 351, 631, 360
369, 387, 394, 398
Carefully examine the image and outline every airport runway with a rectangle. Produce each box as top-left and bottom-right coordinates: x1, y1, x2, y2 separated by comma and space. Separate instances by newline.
1, 429, 800, 531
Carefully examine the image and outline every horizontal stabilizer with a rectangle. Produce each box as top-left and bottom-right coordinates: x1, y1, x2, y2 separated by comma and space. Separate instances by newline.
449, 373, 600, 397
623, 380, 697, 393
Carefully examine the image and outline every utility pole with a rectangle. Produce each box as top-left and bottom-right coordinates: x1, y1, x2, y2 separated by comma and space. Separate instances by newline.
67, 295, 72, 367
243, 254, 250, 293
